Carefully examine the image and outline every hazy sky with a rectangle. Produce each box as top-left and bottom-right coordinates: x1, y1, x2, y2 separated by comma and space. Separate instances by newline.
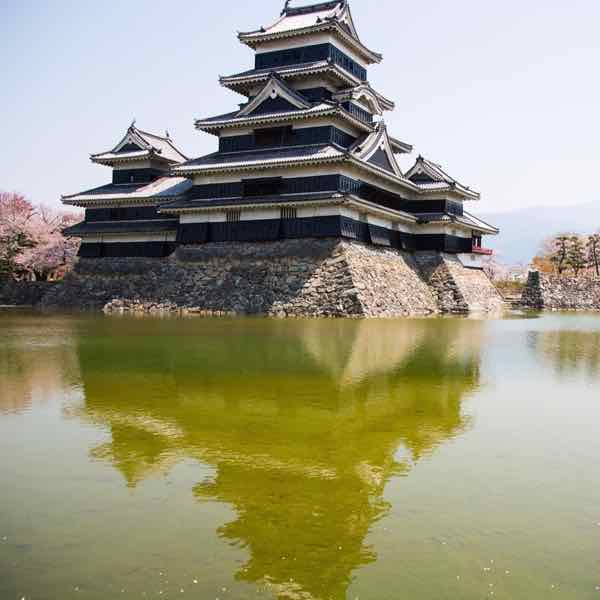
1, 0, 599, 214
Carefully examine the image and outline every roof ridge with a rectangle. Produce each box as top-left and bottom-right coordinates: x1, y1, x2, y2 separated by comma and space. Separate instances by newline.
133, 127, 170, 142
129, 125, 188, 161
283, 1, 342, 16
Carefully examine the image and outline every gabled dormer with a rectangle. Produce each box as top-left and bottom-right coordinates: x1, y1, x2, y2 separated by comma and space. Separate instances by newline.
333, 83, 394, 116
238, 74, 313, 116
350, 122, 404, 177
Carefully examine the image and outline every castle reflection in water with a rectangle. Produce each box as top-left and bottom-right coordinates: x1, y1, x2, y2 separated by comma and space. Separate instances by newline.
49, 318, 479, 599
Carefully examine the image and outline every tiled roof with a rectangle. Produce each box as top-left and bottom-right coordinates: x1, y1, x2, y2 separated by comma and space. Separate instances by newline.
222, 60, 329, 81
416, 211, 498, 234
199, 110, 245, 124
133, 128, 188, 163
405, 156, 480, 200
62, 177, 193, 205
91, 125, 188, 165
238, 2, 382, 63
348, 122, 404, 177
161, 191, 344, 212
333, 83, 395, 113
173, 144, 345, 174
461, 211, 499, 234
220, 61, 359, 90
64, 219, 178, 236
237, 73, 312, 116
195, 102, 372, 132
244, 2, 344, 37
64, 183, 143, 197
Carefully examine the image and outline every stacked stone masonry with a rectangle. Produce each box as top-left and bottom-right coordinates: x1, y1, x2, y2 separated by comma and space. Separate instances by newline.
413, 252, 504, 314
0, 282, 55, 306
38, 240, 503, 317
522, 271, 600, 311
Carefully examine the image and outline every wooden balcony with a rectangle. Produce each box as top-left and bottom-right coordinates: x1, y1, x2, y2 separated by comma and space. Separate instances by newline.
472, 245, 493, 256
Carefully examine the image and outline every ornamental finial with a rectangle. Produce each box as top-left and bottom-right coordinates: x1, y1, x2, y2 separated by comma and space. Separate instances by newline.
165, 129, 170, 139
129, 118, 136, 130
281, 0, 291, 16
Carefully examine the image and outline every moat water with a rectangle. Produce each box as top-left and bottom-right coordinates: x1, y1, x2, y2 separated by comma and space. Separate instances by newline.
1, 311, 599, 600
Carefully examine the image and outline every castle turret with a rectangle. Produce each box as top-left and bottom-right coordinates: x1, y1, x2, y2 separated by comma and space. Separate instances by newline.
63, 124, 191, 258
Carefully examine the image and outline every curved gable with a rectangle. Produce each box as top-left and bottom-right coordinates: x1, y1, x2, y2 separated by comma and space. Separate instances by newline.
351, 122, 403, 177
238, 75, 313, 117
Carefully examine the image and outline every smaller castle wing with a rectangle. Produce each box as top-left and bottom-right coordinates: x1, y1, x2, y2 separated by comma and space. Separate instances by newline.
91, 124, 188, 166
405, 156, 480, 200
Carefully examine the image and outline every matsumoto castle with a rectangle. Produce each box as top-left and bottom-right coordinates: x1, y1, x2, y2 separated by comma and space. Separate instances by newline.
63, 0, 497, 265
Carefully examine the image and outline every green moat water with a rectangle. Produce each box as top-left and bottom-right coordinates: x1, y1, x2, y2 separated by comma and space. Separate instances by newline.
1, 311, 599, 599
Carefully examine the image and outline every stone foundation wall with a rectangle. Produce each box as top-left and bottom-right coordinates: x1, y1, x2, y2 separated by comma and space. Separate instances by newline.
522, 271, 600, 310
41, 240, 503, 317
414, 252, 504, 314
0, 282, 55, 306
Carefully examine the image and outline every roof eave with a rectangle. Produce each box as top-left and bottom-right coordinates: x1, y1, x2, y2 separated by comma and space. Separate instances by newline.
220, 63, 360, 93
160, 194, 347, 215
389, 138, 413, 154
61, 193, 186, 208
90, 152, 178, 167
194, 106, 374, 134
172, 154, 346, 177
345, 194, 417, 224
237, 22, 382, 64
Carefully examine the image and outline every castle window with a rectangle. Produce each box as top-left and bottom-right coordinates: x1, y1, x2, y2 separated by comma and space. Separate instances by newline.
281, 207, 297, 220
254, 126, 295, 148
226, 209, 242, 223
243, 177, 283, 197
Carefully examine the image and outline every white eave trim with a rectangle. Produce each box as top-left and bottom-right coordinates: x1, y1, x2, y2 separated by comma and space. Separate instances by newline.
172, 153, 346, 177
172, 152, 422, 195
238, 21, 382, 64
345, 194, 417, 224
160, 195, 347, 215
195, 105, 374, 134
220, 62, 361, 92
61, 195, 183, 208
160, 193, 417, 225
90, 152, 175, 167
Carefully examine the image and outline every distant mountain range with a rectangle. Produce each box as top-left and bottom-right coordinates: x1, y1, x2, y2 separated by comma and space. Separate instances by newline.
482, 202, 600, 265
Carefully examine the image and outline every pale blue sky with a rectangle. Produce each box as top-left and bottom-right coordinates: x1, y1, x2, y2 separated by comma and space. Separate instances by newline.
1, 0, 599, 214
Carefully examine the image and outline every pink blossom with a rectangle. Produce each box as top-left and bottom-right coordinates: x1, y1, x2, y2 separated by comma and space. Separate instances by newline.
1, 191, 81, 281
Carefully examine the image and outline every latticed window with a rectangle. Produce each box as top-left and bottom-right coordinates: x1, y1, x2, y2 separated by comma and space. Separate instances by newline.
243, 177, 283, 197
226, 209, 242, 223
281, 207, 297, 220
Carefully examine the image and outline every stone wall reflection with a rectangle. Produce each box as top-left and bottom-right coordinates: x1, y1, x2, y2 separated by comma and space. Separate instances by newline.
529, 329, 600, 378
74, 318, 483, 599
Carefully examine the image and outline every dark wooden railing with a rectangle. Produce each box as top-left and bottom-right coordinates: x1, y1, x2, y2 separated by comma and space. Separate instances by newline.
472, 246, 493, 255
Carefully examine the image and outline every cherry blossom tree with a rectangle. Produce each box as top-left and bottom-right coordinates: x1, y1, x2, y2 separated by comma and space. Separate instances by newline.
0, 192, 36, 280
1, 191, 81, 282
14, 207, 81, 281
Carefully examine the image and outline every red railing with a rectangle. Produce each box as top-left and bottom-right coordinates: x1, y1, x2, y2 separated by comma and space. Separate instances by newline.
472, 246, 493, 255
